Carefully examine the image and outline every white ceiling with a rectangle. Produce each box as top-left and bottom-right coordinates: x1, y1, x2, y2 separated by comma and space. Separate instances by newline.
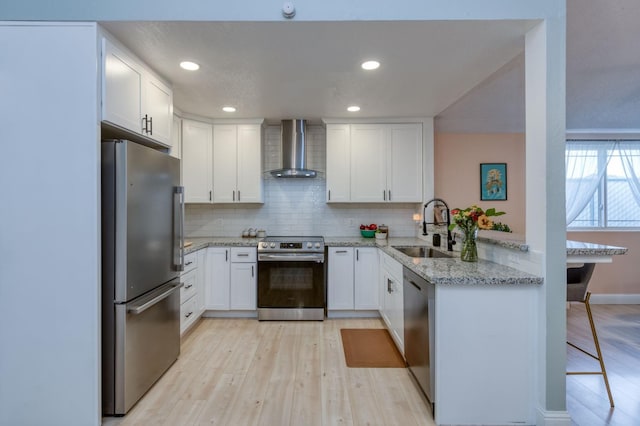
102, 0, 640, 132
436, 0, 640, 132
101, 20, 534, 124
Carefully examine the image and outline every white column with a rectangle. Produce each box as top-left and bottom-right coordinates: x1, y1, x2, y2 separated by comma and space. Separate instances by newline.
0, 23, 101, 426
525, 16, 570, 425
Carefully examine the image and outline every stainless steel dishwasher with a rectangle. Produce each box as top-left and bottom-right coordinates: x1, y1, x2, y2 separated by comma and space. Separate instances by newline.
403, 266, 435, 414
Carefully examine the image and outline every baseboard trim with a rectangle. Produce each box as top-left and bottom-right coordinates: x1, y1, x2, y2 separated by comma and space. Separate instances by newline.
536, 408, 572, 426
589, 294, 640, 304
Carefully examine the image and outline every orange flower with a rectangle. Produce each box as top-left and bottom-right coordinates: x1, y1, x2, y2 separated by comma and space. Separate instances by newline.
477, 214, 493, 230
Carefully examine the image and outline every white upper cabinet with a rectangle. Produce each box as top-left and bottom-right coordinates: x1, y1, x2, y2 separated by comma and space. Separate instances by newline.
182, 119, 213, 203
350, 124, 388, 202
325, 121, 423, 203
325, 124, 351, 202
101, 37, 173, 145
212, 123, 263, 204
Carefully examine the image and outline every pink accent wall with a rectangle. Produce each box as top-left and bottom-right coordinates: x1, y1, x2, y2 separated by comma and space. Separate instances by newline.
435, 133, 638, 295
434, 133, 526, 234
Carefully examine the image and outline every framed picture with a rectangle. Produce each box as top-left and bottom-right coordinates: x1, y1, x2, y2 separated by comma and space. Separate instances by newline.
480, 163, 507, 201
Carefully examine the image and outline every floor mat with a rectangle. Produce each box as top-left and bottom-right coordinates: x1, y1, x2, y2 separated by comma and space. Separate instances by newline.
340, 328, 406, 368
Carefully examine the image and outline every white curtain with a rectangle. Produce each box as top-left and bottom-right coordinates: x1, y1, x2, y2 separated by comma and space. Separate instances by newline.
618, 141, 640, 208
565, 140, 616, 225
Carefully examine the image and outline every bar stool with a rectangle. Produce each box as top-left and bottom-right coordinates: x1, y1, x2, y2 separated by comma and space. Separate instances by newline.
566, 263, 614, 407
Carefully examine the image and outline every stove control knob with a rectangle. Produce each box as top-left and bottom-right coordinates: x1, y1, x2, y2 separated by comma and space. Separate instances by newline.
307, 242, 312, 248
314, 242, 321, 248
261, 242, 267, 248
270, 242, 276, 248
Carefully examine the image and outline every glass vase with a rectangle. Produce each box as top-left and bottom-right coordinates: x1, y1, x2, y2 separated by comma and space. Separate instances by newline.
461, 228, 478, 262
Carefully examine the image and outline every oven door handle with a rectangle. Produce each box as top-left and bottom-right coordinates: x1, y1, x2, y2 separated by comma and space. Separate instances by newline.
258, 254, 324, 262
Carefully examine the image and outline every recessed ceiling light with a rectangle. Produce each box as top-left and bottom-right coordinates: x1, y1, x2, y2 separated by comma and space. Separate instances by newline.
179, 61, 200, 71
222, 106, 236, 113
347, 106, 361, 112
361, 60, 380, 70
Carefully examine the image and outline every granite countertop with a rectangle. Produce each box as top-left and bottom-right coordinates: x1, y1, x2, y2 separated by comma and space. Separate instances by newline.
184, 236, 543, 286
566, 240, 628, 256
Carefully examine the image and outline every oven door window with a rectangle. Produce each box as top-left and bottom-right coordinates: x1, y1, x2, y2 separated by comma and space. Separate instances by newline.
258, 261, 325, 308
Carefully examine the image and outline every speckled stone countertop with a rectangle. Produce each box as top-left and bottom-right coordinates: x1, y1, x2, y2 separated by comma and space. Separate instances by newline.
566, 240, 628, 256
185, 236, 543, 285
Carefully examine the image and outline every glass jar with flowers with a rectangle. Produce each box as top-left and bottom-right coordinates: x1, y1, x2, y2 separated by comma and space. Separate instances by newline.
447, 205, 505, 262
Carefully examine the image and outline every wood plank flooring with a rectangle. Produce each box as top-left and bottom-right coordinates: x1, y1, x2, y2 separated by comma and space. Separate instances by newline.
105, 318, 433, 426
566, 303, 640, 426
103, 304, 640, 426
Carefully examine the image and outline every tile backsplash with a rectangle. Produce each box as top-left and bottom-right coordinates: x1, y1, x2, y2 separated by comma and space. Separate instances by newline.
185, 124, 421, 238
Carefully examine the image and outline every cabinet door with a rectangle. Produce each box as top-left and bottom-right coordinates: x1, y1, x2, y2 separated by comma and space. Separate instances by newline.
212, 125, 238, 203
182, 119, 213, 203
170, 115, 182, 160
326, 124, 351, 202
143, 75, 173, 145
236, 124, 263, 203
102, 39, 142, 134
354, 247, 379, 310
388, 270, 404, 352
196, 248, 207, 315
350, 124, 387, 202
327, 247, 355, 310
230, 262, 257, 310
205, 247, 230, 310
388, 123, 422, 202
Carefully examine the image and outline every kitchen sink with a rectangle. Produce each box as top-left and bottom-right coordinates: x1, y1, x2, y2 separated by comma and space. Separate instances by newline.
392, 246, 451, 259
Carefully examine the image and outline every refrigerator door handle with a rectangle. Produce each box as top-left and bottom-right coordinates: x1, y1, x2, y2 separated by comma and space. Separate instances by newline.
127, 282, 183, 315
173, 186, 185, 271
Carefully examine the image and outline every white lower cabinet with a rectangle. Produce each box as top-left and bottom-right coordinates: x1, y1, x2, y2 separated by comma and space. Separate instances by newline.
327, 247, 379, 311
180, 250, 205, 335
205, 246, 256, 312
205, 247, 230, 310
379, 250, 404, 353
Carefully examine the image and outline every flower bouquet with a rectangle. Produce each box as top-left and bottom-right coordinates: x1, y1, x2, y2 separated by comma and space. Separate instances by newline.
447, 205, 505, 262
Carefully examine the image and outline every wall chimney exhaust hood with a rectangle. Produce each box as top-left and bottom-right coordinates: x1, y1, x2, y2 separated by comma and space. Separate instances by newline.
270, 119, 318, 178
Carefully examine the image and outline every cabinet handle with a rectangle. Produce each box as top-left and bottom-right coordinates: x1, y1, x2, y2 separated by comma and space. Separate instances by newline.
185, 311, 193, 318
356, 249, 359, 261
148, 116, 153, 135
209, 191, 212, 201
185, 261, 193, 266
238, 191, 241, 201
225, 250, 228, 262
237, 253, 249, 257
142, 114, 148, 133
388, 190, 391, 201
336, 250, 348, 254
387, 278, 393, 293
383, 190, 386, 201
251, 265, 254, 277
328, 190, 331, 201
184, 283, 193, 289
233, 190, 235, 201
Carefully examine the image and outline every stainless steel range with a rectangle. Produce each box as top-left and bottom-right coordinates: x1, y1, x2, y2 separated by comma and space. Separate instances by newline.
257, 236, 325, 321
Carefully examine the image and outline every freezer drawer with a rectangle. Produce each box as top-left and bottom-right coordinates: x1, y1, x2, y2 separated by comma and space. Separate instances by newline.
104, 281, 181, 415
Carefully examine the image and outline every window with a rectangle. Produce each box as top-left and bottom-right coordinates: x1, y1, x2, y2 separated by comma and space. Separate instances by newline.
566, 140, 640, 229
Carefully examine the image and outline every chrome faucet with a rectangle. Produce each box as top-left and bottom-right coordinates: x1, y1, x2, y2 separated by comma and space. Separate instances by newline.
422, 198, 455, 251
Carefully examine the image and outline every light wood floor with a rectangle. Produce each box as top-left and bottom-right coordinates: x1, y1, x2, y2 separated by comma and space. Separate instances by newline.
106, 318, 433, 426
566, 303, 640, 426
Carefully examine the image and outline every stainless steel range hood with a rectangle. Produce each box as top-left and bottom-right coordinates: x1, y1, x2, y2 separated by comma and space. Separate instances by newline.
270, 119, 318, 178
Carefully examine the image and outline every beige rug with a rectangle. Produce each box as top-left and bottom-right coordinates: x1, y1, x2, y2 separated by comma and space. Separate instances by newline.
340, 328, 406, 368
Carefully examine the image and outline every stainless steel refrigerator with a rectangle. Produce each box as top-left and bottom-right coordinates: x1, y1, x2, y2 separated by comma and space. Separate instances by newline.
101, 139, 184, 416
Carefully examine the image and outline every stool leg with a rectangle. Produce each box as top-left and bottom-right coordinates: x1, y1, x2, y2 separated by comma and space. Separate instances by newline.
584, 292, 614, 407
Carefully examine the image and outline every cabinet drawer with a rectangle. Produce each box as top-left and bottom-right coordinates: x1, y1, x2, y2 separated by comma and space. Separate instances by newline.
180, 269, 197, 303
231, 247, 256, 263
183, 251, 198, 272
180, 294, 198, 333
380, 250, 402, 279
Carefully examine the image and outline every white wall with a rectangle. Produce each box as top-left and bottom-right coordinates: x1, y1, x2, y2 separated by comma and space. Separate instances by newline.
0, 23, 101, 426
185, 124, 421, 238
